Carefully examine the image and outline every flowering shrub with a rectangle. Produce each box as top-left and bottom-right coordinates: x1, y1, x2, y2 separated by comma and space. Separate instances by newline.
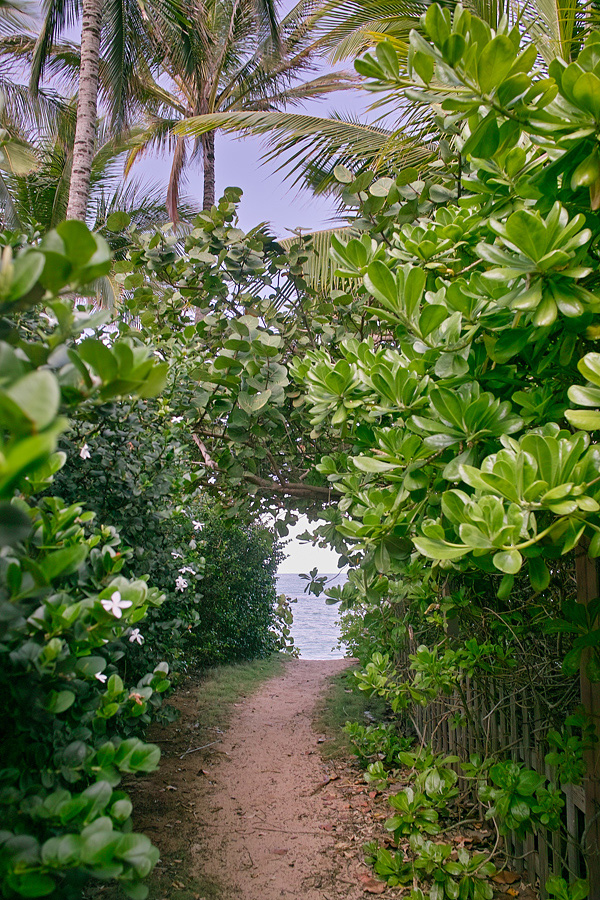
51, 400, 286, 677
0, 222, 171, 898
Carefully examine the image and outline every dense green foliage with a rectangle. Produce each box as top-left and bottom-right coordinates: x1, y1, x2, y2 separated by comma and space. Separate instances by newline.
46, 322, 287, 679
193, 509, 283, 664
0, 216, 287, 899
87, 6, 600, 893
0, 223, 170, 899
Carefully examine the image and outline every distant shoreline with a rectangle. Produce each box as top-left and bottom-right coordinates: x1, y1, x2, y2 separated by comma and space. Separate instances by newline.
276, 571, 347, 579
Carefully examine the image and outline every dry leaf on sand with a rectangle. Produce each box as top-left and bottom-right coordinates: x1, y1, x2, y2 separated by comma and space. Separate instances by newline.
493, 871, 521, 885
357, 872, 386, 894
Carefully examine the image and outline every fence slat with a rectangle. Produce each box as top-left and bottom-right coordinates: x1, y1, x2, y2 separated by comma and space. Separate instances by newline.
575, 551, 600, 899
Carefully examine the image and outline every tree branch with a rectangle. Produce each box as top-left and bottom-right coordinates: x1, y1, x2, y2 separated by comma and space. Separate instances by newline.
243, 472, 332, 499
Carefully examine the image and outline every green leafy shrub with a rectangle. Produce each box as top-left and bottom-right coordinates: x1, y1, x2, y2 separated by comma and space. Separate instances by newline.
343, 721, 412, 766
0, 222, 170, 898
190, 507, 283, 664
385, 788, 440, 838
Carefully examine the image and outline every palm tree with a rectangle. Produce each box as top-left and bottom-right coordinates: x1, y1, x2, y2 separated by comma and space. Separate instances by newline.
0, 101, 200, 230
171, 0, 430, 194
122, 0, 358, 220
174, 0, 600, 196
28, 0, 280, 221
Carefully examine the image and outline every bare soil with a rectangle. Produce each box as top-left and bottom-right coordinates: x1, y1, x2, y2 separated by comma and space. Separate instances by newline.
130, 658, 385, 899
190, 658, 368, 899
125, 658, 539, 900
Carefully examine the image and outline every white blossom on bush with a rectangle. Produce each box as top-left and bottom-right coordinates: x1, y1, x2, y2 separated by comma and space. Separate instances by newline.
171, 551, 182, 559
171, 416, 183, 423
192, 520, 202, 531
95, 672, 107, 683
100, 590, 132, 618
79, 443, 91, 460
179, 566, 195, 575
128, 628, 144, 645
175, 576, 188, 592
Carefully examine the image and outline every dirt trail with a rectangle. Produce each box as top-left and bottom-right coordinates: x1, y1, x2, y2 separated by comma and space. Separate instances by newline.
190, 658, 366, 899
134, 659, 527, 900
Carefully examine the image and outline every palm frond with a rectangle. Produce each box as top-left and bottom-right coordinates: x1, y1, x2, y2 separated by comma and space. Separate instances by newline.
309, 0, 426, 61
123, 116, 182, 177
521, 0, 598, 62
0, 168, 21, 227
280, 225, 353, 291
176, 109, 434, 191
0, 0, 33, 37
232, 71, 360, 111
30, 0, 81, 91
166, 135, 187, 223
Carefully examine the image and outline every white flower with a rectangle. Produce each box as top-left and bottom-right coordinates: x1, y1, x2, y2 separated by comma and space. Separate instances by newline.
128, 628, 144, 645
95, 672, 107, 683
179, 566, 195, 575
100, 590, 133, 619
80, 443, 91, 460
171, 416, 183, 423
175, 576, 188, 592
192, 520, 202, 531
171, 551, 183, 559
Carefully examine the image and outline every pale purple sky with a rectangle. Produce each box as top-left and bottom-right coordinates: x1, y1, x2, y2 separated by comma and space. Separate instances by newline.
140, 88, 373, 237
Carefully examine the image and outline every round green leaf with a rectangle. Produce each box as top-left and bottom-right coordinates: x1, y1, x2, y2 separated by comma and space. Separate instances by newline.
106, 211, 132, 231
493, 549, 523, 574
333, 165, 353, 184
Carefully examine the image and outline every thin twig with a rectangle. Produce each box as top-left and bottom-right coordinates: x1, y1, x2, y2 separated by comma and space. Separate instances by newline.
179, 739, 221, 759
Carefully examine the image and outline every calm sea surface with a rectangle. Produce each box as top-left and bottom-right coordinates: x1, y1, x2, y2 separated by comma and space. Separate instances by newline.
276, 572, 347, 660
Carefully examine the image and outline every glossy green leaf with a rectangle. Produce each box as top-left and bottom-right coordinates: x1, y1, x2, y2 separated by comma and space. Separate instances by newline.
105, 211, 132, 231
56, 220, 98, 266
493, 549, 523, 574
40, 544, 88, 581
364, 261, 398, 308
478, 36, 517, 94
0, 371, 60, 434
44, 690, 76, 714
77, 339, 118, 381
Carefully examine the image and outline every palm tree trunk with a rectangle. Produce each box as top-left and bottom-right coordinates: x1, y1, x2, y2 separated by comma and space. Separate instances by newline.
202, 131, 215, 209
65, 0, 102, 221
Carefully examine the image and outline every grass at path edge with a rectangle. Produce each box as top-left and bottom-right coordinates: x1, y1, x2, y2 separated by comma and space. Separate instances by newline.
193, 652, 286, 736
313, 663, 387, 760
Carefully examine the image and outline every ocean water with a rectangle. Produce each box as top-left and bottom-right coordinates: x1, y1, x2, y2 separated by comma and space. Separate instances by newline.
276, 572, 347, 660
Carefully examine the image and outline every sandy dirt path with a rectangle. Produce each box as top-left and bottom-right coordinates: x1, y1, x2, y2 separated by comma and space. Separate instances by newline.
132, 659, 522, 900
189, 658, 367, 899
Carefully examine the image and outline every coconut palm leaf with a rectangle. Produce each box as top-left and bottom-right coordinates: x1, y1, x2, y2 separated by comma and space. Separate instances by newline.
119, 0, 361, 214
0, 0, 33, 37
0, 39, 71, 134
280, 225, 353, 291
176, 108, 435, 190
0, 168, 20, 226
520, 0, 599, 63
310, 0, 427, 62
30, 0, 80, 91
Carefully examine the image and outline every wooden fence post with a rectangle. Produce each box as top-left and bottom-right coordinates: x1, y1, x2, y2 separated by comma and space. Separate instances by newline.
575, 550, 600, 897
